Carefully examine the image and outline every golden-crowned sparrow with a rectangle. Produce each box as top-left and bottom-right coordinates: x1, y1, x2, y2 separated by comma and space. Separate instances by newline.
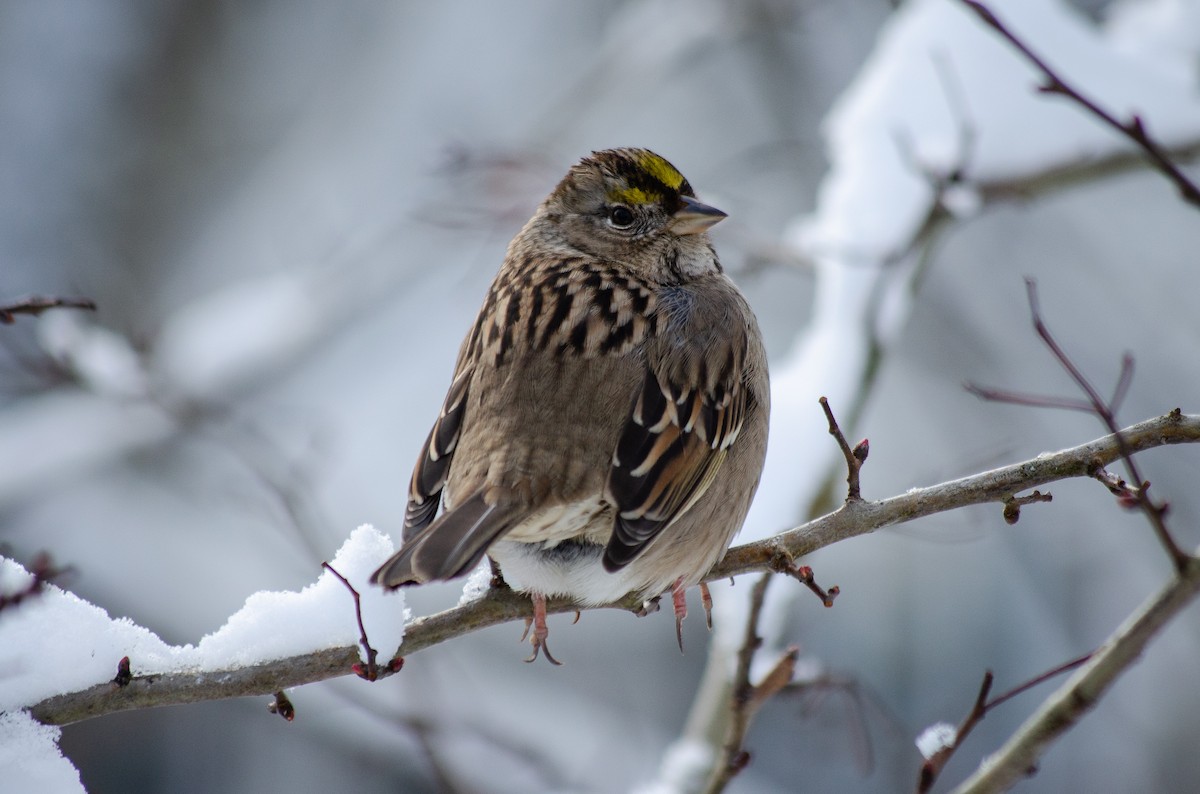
371, 148, 769, 662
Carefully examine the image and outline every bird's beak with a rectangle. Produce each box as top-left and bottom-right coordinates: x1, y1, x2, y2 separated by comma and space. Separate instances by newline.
670, 195, 727, 235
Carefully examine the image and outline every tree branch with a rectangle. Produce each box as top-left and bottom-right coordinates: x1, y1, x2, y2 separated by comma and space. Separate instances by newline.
951, 551, 1200, 793
957, 0, 1200, 209
702, 572, 776, 793
714, 410, 1198, 579
26, 412, 1200, 727
967, 278, 1187, 569
0, 295, 96, 324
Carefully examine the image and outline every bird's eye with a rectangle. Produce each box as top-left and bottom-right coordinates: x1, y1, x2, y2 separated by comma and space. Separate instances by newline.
608, 205, 635, 229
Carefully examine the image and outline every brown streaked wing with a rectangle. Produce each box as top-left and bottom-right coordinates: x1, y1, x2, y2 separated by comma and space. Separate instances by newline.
405, 363, 473, 539
602, 360, 748, 572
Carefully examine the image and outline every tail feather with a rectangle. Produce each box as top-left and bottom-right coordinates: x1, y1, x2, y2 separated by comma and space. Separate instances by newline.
371, 491, 518, 587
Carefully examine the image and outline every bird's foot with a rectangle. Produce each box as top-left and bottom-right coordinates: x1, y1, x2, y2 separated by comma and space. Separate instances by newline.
671, 577, 687, 653
523, 593, 562, 665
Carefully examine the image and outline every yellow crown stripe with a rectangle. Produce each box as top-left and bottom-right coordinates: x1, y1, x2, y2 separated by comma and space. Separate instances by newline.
634, 152, 685, 191
610, 187, 656, 205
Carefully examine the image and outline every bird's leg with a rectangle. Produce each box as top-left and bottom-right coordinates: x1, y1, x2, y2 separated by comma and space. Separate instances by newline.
523, 593, 562, 666
671, 577, 687, 653
699, 581, 713, 630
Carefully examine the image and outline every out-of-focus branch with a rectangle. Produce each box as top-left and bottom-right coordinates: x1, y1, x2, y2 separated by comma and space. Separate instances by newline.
916, 653, 1091, 792
25, 412, 1200, 727
702, 572, 787, 793
958, 0, 1200, 209
0, 552, 69, 612
0, 295, 95, 324
951, 551, 1200, 793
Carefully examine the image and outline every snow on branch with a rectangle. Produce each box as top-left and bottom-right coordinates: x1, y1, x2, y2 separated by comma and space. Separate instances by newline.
16, 412, 1199, 728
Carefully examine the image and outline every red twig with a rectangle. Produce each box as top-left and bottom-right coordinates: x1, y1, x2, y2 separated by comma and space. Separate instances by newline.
958, 1, 1200, 209
771, 560, 840, 608
965, 279, 1189, 572
321, 562, 403, 681
820, 397, 867, 502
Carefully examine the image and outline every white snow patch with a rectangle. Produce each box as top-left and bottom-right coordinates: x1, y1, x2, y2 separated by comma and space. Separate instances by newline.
36, 312, 149, 398
916, 721, 958, 759
631, 737, 714, 794
799, 0, 1200, 263
0, 712, 83, 794
0, 525, 405, 712
457, 559, 495, 606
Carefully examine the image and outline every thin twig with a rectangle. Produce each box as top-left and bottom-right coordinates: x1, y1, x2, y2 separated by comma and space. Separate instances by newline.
966, 279, 1188, 571
917, 652, 1091, 792
321, 562, 402, 682
0, 552, 69, 612
962, 384, 1094, 414
918, 672, 992, 793
957, 0, 1200, 208
1001, 490, 1052, 525
783, 673, 890, 776
0, 295, 96, 324
985, 652, 1092, 711
820, 396, 867, 501
770, 559, 840, 608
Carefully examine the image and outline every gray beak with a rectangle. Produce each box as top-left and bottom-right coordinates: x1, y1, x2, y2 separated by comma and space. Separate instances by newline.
670, 194, 727, 235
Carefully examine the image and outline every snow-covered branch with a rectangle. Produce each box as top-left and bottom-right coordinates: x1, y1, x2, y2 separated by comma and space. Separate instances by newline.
18, 412, 1198, 728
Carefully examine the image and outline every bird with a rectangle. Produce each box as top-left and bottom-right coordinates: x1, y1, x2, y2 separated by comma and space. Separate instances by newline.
371, 147, 769, 663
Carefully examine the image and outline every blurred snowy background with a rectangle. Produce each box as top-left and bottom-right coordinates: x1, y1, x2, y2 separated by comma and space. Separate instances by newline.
2, 0, 1199, 791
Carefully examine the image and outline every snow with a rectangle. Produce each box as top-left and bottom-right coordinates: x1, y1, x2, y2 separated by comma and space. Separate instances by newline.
660, 1, 1200, 786
915, 721, 958, 759
744, 0, 1200, 544
1107, 0, 1200, 83
797, 0, 1200, 262
36, 312, 149, 398
0, 712, 83, 794
458, 558, 495, 606
0, 524, 405, 714
4, 0, 1200, 790
631, 737, 714, 794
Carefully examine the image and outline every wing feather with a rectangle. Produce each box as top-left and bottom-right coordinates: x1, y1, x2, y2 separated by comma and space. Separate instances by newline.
602, 329, 749, 571
405, 362, 473, 538
373, 490, 517, 587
